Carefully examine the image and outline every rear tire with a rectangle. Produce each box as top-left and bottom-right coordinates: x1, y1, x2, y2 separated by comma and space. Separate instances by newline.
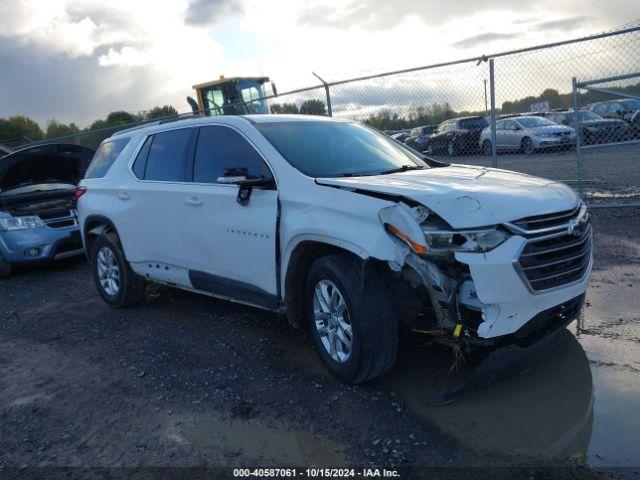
482, 139, 492, 156
91, 232, 145, 307
306, 254, 398, 384
0, 252, 12, 278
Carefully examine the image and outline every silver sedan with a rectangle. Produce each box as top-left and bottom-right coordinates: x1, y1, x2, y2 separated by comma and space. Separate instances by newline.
479, 116, 576, 154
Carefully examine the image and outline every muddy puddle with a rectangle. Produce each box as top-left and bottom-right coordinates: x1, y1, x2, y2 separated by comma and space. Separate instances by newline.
279, 268, 640, 466
376, 269, 640, 467
165, 413, 344, 466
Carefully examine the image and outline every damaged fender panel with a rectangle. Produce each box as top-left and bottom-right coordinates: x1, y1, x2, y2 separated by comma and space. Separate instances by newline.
279, 186, 414, 294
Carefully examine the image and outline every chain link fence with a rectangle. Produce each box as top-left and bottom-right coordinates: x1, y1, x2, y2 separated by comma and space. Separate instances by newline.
4, 24, 640, 206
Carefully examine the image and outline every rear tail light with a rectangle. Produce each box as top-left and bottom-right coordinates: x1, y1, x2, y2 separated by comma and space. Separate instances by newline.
452, 129, 469, 135
74, 186, 87, 199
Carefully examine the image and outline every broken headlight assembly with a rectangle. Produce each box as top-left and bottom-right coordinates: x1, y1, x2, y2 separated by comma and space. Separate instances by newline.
422, 227, 509, 253
0, 216, 46, 231
383, 205, 510, 254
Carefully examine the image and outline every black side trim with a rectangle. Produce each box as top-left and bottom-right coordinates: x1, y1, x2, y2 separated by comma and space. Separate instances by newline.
189, 270, 279, 310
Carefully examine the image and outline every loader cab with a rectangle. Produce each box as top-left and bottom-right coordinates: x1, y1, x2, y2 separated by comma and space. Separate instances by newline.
192, 76, 271, 116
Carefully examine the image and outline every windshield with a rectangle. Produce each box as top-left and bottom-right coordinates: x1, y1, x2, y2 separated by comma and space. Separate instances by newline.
517, 117, 555, 128
255, 121, 426, 177
459, 118, 488, 129
621, 99, 640, 110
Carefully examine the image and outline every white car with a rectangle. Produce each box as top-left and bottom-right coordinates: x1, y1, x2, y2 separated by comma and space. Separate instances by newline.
77, 115, 592, 391
479, 116, 576, 154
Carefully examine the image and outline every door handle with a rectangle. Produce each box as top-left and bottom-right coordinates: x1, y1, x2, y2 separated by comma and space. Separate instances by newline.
185, 197, 203, 206
117, 192, 131, 201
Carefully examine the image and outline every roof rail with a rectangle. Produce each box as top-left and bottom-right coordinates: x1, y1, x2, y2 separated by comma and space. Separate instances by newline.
111, 120, 161, 137
111, 113, 199, 137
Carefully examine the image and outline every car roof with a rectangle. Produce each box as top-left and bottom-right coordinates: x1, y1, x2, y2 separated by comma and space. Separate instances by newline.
110, 114, 349, 140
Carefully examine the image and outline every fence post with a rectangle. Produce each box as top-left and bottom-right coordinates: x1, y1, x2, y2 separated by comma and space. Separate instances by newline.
572, 77, 585, 199
489, 59, 497, 168
312, 72, 332, 117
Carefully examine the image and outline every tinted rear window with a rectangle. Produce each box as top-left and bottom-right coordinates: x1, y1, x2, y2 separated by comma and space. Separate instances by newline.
85, 138, 130, 179
143, 128, 192, 182
458, 118, 489, 129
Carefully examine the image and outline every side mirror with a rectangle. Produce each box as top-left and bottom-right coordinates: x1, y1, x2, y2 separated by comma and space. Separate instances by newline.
216, 175, 275, 206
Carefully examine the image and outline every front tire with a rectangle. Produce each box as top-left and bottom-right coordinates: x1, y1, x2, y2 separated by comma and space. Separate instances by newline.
521, 136, 534, 155
306, 254, 398, 384
91, 232, 145, 307
0, 252, 12, 278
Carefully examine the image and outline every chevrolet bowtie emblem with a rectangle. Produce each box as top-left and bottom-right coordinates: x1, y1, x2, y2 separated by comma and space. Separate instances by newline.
567, 218, 584, 236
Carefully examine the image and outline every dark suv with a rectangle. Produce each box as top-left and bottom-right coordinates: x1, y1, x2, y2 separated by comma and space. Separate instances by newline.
589, 99, 640, 136
427, 116, 489, 156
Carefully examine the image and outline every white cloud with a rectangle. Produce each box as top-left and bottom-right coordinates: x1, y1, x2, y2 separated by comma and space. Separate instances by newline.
0, 0, 639, 128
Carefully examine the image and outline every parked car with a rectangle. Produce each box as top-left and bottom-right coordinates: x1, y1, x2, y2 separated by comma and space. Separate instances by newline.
427, 116, 488, 156
479, 116, 576, 154
0, 144, 94, 277
390, 130, 410, 143
404, 125, 438, 152
589, 99, 640, 136
546, 110, 630, 144
78, 115, 592, 395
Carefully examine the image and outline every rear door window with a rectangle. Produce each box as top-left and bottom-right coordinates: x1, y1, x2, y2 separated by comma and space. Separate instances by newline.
85, 138, 130, 179
193, 126, 272, 184
143, 128, 193, 182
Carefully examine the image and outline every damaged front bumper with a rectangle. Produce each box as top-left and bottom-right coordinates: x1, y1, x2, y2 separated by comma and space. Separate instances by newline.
431, 293, 585, 405
394, 212, 592, 403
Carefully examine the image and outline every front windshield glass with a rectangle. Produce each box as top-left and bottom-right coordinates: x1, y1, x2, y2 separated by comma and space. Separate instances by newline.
622, 99, 640, 110
255, 121, 426, 177
517, 117, 555, 128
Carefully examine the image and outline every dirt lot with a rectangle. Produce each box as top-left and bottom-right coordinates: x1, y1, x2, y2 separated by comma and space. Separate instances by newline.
1, 209, 639, 478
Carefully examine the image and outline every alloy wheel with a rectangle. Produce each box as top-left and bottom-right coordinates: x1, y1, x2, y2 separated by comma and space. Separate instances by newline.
97, 246, 120, 296
313, 279, 353, 363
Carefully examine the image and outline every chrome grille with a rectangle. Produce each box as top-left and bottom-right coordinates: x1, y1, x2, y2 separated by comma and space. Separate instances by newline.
508, 205, 592, 292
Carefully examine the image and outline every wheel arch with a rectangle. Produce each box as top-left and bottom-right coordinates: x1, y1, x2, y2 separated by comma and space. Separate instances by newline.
83, 215, 120, 261
283, 238, 368, 329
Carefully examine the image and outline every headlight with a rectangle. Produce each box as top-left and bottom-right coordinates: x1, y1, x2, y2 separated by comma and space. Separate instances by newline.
0, 216, 46, 231
422, 227, 509, 253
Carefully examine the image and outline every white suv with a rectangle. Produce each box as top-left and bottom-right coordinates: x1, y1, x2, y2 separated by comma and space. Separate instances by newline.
77, 115, 592, 387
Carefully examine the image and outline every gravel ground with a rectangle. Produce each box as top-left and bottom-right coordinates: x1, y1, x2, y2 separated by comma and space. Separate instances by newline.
1, 209, 639, 479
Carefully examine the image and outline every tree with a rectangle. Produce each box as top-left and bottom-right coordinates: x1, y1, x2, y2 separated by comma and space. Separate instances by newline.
270, 103, 300, 114
143, 105, 179, 120
105, 111, 139, 126
0, 115, 44, 147
46, 119, 80, 139
299, 99, 327, 116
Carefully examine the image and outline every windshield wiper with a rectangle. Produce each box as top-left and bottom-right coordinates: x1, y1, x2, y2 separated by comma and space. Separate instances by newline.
377, 164, 426, 175
337, 172, 364, 177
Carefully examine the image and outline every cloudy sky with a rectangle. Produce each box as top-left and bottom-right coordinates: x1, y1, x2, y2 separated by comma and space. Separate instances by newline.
1, 0, 639, 128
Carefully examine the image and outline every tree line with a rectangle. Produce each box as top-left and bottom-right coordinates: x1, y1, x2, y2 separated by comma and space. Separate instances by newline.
0, 105, 178, 149
2, 81, 637, 150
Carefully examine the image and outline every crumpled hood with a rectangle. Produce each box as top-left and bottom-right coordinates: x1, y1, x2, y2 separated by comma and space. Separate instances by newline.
316, 165, 579, 228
